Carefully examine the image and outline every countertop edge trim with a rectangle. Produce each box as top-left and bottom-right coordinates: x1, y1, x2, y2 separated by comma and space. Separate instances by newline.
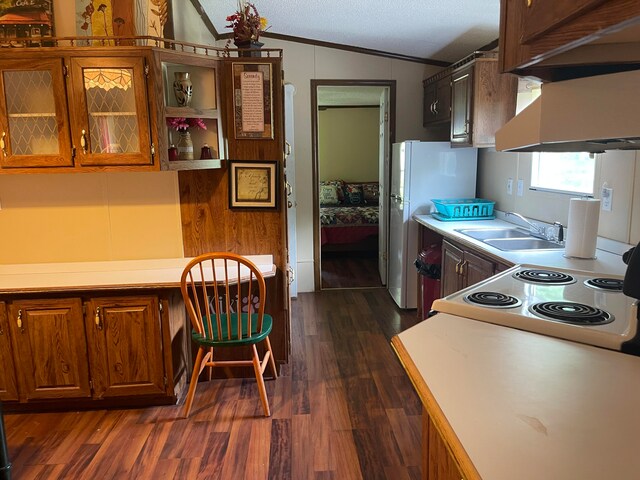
391, 335, 482, 480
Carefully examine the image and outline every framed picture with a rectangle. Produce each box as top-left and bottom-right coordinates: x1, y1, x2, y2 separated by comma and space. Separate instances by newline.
232, 62, 274, 140
229, 160, 278, 209
0, 0, 55, 47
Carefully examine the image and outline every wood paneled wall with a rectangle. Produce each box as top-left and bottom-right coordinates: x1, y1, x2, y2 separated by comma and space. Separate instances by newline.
178, 56, 289, 365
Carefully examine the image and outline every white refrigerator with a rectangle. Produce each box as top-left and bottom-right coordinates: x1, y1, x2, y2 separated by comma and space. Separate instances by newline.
387, 141, 478, 309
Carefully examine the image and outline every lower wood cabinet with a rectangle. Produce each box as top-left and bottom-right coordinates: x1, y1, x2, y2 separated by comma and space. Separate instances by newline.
85, 296, 166, 399
7, 298, 92, 401
423, 408, 465, 480
0, 302, 19, 401
442, 239, 509, 297
0, 291, 184, 409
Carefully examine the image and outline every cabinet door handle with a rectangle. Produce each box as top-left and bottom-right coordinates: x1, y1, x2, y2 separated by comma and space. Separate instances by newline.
94, 306, 103, 330
80, 129, 87, 154
526, 0, 532, 6
433, 99, 439, 115
285, 141, 292, 157
460, 260, 468, 276
17, 308, 23, 332
430, 101, 435, 115
0, 131, 6, 156
464, 120, 470, 135
455, 261, 461, 275
287, 265, 295, 284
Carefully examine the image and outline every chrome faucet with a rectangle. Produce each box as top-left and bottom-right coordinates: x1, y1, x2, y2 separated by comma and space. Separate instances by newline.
505, 212, 548, 239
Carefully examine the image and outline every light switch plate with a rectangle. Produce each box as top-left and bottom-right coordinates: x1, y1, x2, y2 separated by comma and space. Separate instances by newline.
601, 187, 613, 211
517, 179, 524, 197
507, 178, 513, 195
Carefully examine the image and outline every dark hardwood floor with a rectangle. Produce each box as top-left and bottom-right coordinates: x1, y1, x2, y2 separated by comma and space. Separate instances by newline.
4, 289, 422, 480
321, 251, 384, 289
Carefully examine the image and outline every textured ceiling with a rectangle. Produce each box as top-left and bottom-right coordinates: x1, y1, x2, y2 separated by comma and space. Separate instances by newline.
199, 0, 501, 62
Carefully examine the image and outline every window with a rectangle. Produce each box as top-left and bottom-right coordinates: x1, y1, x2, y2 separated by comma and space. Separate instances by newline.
531, 152, 596, 195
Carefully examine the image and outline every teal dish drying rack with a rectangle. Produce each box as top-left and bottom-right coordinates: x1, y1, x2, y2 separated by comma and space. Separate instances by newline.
431, 198, 496, 221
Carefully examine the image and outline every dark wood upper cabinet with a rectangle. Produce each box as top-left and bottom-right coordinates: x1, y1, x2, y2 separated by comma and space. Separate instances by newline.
499, 0, 640, 81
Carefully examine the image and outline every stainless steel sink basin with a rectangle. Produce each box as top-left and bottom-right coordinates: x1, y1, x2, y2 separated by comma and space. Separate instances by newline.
484, 238, 563, 251
454, 227, 563, 251
454, 227, 530, 241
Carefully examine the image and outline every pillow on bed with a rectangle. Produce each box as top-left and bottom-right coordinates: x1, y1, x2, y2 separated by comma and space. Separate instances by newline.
344, 184, 364, 205
362, 183, 379, 205
320, 180, 345, 203
319, 184, 340, 206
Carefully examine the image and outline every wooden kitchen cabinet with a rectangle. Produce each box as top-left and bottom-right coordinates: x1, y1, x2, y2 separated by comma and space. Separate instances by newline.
423, 74, 451, 126
68, 56, 155, 167
7, 298, 92, 401
0, 58, 73, 168
0, 302, 18, 401
499, 0, 640, 81
423, 409, 465, 480
441, 239, 504, 297
84, 295, 167, 399
450, 57, 518, 148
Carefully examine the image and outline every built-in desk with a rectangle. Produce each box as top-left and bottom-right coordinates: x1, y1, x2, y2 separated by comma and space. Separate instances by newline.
0, 256, 275, 411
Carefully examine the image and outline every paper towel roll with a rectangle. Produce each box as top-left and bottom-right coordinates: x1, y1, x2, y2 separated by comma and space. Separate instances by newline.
565, 198, 600, 259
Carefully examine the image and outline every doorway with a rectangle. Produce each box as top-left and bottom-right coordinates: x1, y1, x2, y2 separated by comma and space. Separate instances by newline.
311, 80, 396, 290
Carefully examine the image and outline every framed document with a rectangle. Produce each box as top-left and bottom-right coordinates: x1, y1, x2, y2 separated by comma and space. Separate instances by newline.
232, 63, 273, 139
229, 160, 278, 209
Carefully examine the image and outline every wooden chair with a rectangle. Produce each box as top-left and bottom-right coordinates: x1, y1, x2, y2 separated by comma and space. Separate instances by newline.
180, 252, 278, 417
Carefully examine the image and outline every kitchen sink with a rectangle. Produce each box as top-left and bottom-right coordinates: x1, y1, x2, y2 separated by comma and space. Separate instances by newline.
454, 227, 530, 241
454, 227, 563, 251
484, 237, 564, 251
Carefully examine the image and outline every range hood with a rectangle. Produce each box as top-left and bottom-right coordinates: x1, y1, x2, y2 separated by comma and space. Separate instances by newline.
495, 70, 640, 153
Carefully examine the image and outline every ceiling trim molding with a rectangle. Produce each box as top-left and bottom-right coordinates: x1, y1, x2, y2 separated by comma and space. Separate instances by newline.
189, 0, 221, 40
261, 32, 451, 66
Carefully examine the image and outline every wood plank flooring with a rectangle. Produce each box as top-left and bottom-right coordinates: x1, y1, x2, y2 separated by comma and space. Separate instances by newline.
321, 252, 384, 289
4, 289, 422, 480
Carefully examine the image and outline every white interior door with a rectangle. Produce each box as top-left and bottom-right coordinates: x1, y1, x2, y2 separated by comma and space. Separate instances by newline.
284, 84, 297, 297
378, 88, 390, 285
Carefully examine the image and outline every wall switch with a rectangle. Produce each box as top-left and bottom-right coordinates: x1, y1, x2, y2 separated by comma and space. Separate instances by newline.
601, 187, 613, 211
507, 178, 513, 195
517, 179, 524, 197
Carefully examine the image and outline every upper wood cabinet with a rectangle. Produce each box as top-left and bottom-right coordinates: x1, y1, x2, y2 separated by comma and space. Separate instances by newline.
423, 52, 517, 148
0, 58, 73, 168
499, 0, 640, 81
68, 56, 155, 167
423, 74, 451, 126
450, 58, 518, 148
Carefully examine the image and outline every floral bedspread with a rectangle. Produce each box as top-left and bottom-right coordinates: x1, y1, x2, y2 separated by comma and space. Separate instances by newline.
320, 205, 379, 226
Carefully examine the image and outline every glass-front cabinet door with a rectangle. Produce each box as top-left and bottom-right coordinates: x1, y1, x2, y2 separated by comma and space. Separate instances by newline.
69, 56, 154, 166
0, 59, 73, 168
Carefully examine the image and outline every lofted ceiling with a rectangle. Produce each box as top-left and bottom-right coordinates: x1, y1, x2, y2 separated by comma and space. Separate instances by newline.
198, 0, 502, 63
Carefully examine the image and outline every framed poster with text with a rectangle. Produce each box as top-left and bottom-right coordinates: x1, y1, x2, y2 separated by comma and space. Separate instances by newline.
229, 160, 278, 209
232, 62, 273, 139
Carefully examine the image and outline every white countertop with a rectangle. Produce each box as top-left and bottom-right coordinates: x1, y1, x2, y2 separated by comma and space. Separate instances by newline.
414, 214, 628, 275
393, 313, 640, 480
0, 256, 276, 294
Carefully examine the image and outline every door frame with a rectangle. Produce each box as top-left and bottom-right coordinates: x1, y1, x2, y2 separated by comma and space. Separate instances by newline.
311, 79, 396, 291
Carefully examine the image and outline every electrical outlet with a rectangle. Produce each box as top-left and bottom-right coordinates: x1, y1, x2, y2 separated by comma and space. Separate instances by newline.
507, 178, 513, 195
601, 187, 613, 211
517, 179, 524, 197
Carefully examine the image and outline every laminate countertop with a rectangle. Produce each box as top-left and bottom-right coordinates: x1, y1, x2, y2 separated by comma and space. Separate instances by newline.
0, 256, 276, 294
392, 313, 640, 480
414, 214, 629, 275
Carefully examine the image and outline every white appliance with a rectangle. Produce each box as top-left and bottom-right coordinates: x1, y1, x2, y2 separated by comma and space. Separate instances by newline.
387, 141, 478, 309
431, 264, 640, 354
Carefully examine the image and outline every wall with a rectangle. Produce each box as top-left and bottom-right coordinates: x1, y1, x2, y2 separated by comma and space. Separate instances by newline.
477, 149, 640, 245
318, 107, 379, 182
261, 37, 441, 291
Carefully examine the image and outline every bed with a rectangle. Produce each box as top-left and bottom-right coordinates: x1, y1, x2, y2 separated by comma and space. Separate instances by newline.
319, 180, 380, 251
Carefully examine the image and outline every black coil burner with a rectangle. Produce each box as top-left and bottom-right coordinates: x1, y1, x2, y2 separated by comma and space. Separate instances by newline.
464, 292, 522, 308
513, 269, 575, 285
584, 278, 624, 292
529, 302, 613, 325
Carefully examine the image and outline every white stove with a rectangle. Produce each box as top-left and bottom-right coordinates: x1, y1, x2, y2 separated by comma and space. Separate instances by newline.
431, 264, 640, 354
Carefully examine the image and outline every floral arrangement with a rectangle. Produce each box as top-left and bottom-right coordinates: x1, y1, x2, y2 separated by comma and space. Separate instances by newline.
167, 117, 207, 132
226, 1, 269, 43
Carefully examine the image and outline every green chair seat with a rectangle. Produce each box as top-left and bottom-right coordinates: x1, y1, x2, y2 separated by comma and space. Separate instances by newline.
192, 313, 273, 347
